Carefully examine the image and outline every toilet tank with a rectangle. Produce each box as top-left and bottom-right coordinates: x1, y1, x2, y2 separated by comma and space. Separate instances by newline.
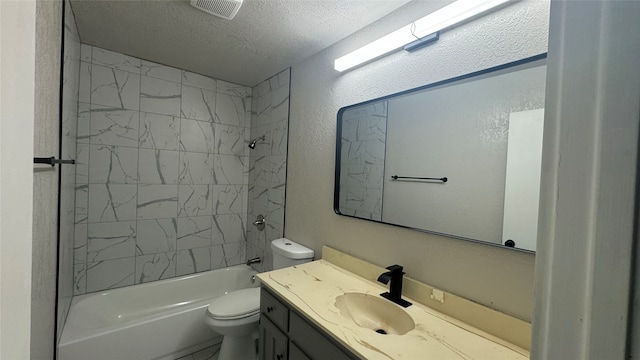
271, 238, 314, 269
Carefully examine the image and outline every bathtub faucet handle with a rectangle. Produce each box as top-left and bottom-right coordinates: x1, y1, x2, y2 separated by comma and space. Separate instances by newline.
246, 257, 261, 266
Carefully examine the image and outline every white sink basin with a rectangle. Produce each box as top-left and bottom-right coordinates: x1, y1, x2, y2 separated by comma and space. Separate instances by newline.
334, 292, 415, 335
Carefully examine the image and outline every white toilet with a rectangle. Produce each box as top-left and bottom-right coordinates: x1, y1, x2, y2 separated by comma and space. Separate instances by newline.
204, 238, 314, 360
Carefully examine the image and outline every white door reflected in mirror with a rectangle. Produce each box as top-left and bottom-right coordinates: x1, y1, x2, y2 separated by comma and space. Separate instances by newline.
502, 109, 544, 252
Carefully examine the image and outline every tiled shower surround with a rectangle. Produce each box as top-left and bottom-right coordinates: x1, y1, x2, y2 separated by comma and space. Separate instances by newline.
246, 70, 291, 272
58, 0, 81, 338
73, 45, 256, 294
339, 101, 387, 221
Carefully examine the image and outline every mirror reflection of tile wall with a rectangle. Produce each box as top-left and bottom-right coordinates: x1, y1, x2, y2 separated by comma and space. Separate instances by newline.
339, 102, 387, 221
73, 46, 252, 294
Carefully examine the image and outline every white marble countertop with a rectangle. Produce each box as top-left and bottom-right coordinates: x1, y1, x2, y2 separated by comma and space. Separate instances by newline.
257, 260, 528, 360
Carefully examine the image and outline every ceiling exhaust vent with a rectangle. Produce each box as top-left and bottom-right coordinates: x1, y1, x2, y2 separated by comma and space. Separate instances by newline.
190, 0, 243, 20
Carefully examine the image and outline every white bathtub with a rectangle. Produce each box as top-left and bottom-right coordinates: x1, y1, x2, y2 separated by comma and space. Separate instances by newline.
59, 265, 259, 360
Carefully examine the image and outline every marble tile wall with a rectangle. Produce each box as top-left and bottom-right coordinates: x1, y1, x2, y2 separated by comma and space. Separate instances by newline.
58, 0, 81, 339
338, 102, 387, 221
74, 45, 252, 294
246, 69, 291, 272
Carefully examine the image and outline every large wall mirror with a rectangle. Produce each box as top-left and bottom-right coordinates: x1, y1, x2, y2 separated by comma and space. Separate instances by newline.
334, 54, 547, 252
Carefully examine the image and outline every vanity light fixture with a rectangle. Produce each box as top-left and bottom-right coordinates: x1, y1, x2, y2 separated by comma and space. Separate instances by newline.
334, 0, 513, 72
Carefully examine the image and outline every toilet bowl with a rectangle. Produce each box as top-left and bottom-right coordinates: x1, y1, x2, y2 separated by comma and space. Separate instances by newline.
205, 287, 260, 360
204, 238, 314, 360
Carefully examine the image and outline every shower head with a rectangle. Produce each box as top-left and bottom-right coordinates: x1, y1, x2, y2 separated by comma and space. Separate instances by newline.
248, 135, 266, 149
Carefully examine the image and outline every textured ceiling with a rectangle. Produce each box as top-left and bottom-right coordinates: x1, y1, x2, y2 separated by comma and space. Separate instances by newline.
69, 0, 413, 86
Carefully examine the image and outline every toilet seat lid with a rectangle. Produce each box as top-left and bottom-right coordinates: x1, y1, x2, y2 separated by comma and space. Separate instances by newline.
207, 287, 260, 319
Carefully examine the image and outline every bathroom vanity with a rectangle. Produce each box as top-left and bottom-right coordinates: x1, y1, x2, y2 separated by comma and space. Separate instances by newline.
259, 287, 358, 360
256, 247, 529, 360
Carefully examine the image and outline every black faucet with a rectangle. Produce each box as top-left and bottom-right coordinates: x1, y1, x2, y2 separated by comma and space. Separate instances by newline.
377, 265, 412, 308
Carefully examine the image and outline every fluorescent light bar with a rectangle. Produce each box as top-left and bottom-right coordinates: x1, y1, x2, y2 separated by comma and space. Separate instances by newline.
334, 0, 512, 72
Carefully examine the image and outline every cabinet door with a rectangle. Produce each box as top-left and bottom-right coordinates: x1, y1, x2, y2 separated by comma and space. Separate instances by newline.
261, 288, 290, 332
289, 312, 356, 360
289, 342, 311, 360
259, 316, 289, 360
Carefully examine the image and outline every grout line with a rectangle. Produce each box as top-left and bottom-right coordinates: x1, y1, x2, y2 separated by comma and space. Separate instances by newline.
177, 70, 184, 276
134, 66, 142, 285
83, 51, 93, 293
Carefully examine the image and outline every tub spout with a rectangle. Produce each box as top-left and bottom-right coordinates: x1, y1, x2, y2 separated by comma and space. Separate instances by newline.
246, 257, 261, 266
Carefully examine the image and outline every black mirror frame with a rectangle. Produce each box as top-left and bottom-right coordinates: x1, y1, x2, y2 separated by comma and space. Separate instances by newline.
333, 53, 548, 254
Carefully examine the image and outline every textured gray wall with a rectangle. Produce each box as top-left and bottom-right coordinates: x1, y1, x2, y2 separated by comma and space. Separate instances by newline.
286, 0, 549, 321
0, 1, 37, 358
532, 1, 640, 358
32, 0, 63, 358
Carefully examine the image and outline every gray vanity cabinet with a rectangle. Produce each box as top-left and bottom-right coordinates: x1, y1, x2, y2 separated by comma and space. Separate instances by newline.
259, 316, 288, 360
259, 287, 358, 360
289, 343, 311, 360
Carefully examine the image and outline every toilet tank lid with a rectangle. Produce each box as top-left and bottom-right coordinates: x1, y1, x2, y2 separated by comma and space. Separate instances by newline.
271, 238, 314, 260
